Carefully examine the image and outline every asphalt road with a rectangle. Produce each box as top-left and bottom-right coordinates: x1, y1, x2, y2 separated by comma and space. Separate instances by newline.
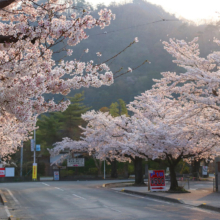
0, 180, 219, 220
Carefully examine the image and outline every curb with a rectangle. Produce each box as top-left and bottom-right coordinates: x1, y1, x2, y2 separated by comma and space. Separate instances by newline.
102, 181, 134, 188
118, 189, 220, 213
123, 189, 184, 204
0, 189, 7, 205
0, 190, 16, 220
198, 203, 220, 213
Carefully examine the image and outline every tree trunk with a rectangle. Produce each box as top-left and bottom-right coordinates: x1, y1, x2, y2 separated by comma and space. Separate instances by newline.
191, 158, 200, 177
0, 0, 16, 9
124, 162, 129, 178
110, 159, 118, 178
93, 157, 102, 176
134, 157, 144, 185
169, 164, 178, 191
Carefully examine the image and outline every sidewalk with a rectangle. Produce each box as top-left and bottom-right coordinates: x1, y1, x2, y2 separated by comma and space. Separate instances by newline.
107, 180, 220, 213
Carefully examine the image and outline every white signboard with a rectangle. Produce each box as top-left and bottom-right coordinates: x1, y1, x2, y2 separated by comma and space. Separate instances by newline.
5, 167, 15, 177
202, 166, 208, 175
67, 158, 85, 167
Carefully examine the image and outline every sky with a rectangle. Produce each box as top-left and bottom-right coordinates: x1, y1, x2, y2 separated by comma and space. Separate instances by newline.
87, 0, 220, 23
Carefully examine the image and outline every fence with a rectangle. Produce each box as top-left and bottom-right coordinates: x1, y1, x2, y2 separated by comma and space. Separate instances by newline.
166, 172, 200, 190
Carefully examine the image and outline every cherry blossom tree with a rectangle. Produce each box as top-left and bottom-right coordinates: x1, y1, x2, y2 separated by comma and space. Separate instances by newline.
81, 110, 150, 184
0, 0, 143, 156
51, 137, 105, 176
0, 114, 36, 158
50, 111, 128, 162
51, 110, 148, 184
146, 37, 220, 189
50, 36, 220, 190
153, 37, 220, 119
127, 90, 220, 190
0, 0, 115, 121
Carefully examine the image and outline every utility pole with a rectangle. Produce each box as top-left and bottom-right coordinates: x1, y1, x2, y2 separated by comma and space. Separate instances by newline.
32, 129, 37, 181
20, 141, 23, 177
104, 160, 106, 180
34, 129, 36, 164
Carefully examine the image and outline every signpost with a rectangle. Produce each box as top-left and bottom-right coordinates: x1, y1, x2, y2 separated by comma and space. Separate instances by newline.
32, 163, 37, 180
202, 166, 208, 175
149, 170, 166, 191
0, 168, 5, 177
0, 167, 15, 177
36, 145, 41, 151
31, 139, 34, 151
54, 171, 59, 180
67, 158, 85, 167
5, 167, 15, 177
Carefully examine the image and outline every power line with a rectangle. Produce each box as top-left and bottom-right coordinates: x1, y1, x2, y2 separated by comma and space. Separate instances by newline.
90, 18, 179, 37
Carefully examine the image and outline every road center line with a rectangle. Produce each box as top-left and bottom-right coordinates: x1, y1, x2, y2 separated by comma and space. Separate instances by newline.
55, 187, 64, 191
6, 189, 19, 204
72, 194, 86, 200
42, 183, 50, 186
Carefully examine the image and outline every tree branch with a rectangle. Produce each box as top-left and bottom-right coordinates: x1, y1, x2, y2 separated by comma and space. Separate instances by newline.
0, 0, 16, 9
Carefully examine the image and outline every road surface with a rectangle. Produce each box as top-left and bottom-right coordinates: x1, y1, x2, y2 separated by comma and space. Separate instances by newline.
0, 180, 219, 220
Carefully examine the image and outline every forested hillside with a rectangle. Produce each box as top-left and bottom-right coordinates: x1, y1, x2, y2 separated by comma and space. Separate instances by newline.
49, 0, 220, 109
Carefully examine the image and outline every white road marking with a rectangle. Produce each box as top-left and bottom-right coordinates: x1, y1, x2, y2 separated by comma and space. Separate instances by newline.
4, 205, 11, 217
72, 194, 86, 200
55, 187, 64, 191
186, 206, 212, 214
42, 183, 50, 186
6, 189, 19, 204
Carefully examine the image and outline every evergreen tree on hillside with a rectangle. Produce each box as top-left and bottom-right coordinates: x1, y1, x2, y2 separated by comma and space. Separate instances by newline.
36, 115, 63, 155
56, 92, 90, 140
109, 102, 119, 116
36, 92, 90, 155
109, 99, 129, 117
